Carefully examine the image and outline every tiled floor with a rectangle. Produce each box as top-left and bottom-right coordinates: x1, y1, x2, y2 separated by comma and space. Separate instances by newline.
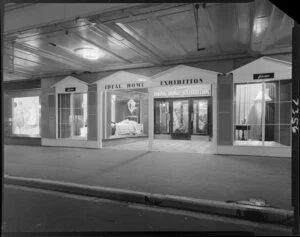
104, 139, 214, 153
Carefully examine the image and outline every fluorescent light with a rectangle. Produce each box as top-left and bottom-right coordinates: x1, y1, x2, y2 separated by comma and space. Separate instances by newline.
74, 48, 105, 60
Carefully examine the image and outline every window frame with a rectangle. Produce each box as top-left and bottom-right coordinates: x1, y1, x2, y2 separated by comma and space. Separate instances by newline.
233, 79, 292, 147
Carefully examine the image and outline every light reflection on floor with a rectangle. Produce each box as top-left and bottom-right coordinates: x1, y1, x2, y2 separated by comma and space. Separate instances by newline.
103, 139, 214, 154
234, 140, 290, 147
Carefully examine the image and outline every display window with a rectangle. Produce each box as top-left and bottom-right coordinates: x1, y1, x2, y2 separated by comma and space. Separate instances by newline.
106, 89, 148, 139
11, 96, 41, 137
234, 80, 292, 147
57, 93, 88, 139
154, 97, 211, 136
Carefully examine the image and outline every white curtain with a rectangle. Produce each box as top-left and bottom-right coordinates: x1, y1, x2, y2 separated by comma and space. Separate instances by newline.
235, 84, 262, 141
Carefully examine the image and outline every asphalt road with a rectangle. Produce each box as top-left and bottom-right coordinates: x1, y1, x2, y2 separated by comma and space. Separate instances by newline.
2, 185, 292, 235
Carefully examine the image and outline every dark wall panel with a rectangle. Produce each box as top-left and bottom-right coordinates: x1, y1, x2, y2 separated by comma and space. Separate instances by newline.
217, 73, 233, 145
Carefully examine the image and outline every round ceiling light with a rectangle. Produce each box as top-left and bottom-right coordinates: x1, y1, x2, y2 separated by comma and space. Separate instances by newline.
74, 48, 105, 60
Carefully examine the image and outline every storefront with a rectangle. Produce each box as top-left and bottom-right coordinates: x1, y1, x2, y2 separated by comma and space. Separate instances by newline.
217, 57, 292, 157
4, 89, 41, 141
93, 71, 151, 148
149, 65, 218, 152
41, 76, 99, 148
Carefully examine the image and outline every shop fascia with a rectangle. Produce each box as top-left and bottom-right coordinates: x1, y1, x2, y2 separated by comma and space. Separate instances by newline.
103, 78, 207, 90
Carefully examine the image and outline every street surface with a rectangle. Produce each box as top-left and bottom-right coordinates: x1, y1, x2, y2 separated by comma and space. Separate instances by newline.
2, 185, 291, 235
4, 145, 292, 210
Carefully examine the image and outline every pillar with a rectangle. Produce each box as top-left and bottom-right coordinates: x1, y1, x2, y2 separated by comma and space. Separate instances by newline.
148, 88, 154, 151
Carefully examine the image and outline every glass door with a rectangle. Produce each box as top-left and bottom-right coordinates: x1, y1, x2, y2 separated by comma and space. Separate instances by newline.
58, 93, 71, 138
192, 99, 208, 135
58, 93, 87, 139
72, 93, 88, 139
172, 100, 189, 133
154, 100, 170, 134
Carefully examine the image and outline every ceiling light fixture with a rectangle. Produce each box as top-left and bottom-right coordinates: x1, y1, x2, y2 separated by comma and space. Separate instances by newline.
74, 47, 105, 60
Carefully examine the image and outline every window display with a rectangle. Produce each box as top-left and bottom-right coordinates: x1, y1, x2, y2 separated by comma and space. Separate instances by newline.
154, 98, 210, 136
12, 96, 41, 137
107, 89, 147, 138
173, 100, 189, 133
155, 100, 170, 134
193, 100, 208, 135
234, 80, 291, 146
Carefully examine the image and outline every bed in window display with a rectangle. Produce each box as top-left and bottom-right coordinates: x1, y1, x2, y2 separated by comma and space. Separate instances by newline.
111, 97, 143, 136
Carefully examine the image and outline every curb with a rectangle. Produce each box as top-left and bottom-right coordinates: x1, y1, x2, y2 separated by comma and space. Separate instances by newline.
4, 175, 293, 226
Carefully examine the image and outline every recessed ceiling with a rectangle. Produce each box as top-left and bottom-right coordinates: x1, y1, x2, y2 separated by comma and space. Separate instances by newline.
3, 1, 293, 81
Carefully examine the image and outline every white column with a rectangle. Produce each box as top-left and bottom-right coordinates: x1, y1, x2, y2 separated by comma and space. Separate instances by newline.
98, 90, 103, 148
212, 83, 218, 154
148, 88, 154, 151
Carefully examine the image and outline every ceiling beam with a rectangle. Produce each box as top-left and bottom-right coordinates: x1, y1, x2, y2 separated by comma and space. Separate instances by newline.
197, 5, 221, 54
106, 23, 164, 65
150, 16, 188, 57
4, 46, 70, 70
14, 42, 91, 71
88, 24, 149, 58
260, 5, 277, 53
99, 4, 190, 24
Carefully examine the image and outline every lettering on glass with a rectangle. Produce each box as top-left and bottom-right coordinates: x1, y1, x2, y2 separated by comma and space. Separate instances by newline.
292, 98, 299, 133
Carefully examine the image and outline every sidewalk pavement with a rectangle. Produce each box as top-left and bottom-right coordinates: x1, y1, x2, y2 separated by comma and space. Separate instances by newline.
4, 145, 292, 211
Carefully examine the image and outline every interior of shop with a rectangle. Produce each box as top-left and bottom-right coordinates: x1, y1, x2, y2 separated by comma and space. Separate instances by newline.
103, 88, 149, 140
233, 79, 292, 148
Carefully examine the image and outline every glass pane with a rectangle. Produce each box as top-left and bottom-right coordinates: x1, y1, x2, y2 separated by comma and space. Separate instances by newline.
280, 102, 292, 124
280, 80, 292, 102
280, 125, 291, 146
193, 99, 208, 134
72, 93, 87, 138
108, 89, 146, 138
265, 81, 279, 102
58, 94, 71, 138
265, 124, 280, 142
235, 83, 262, 126
155, 100, 170, 134
11, 96, 41, 137
173, 100, 189, 133
247, 125, 263, 143
265, 102, 280, 125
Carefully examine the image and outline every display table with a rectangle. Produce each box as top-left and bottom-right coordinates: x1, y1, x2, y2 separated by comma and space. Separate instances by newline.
235, 125, 251, 140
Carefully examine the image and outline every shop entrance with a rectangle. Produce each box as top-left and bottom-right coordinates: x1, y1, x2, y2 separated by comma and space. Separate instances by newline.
154, 97, 211, 138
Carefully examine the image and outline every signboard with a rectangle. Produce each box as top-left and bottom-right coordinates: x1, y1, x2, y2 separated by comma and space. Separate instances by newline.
104, 82, 146, 90
158, 78, 203, 87
154, 85, 211, 98
65, 87, 76, 92
253, 73, 275, 80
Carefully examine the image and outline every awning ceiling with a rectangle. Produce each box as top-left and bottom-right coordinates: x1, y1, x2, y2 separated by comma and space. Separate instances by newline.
3, 1, 293, 81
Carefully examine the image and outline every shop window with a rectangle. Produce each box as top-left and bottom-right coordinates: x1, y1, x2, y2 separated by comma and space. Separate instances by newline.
173, 100, 189, 133
193, 99, 208, 135
234, 80, 291, 146
155, 100, 170, 134
106, 90, 147, 139
58, 93, 87, 139
11, 96, 41, 137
